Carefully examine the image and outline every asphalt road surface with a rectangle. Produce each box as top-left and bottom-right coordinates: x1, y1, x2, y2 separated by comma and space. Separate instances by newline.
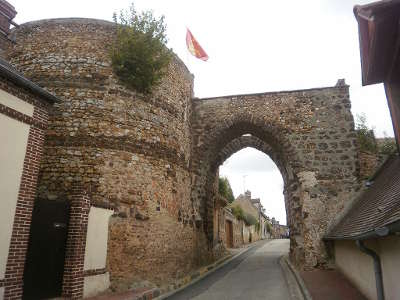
166, 239, 291, 300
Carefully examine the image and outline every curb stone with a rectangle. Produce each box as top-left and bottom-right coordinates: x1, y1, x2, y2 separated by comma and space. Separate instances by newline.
282, 255, 313, 300
154, 239, 266, 300
279, 255, 304, 300
85, 287, 161, 300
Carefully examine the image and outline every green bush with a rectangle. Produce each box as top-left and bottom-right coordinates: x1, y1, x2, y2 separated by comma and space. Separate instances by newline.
231, 205, 245, 221
255, 221, 260, 232
266, 222, 272, 233
231, 205, 258, 226
218, 177, 235, 203
243, 213, 257, 226
379, 137, 397, 155
356, 114, 377, 153
111, 3, 172, 93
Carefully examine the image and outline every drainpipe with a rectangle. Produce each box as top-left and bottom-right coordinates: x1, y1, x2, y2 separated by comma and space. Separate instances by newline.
356, 240, 384, 300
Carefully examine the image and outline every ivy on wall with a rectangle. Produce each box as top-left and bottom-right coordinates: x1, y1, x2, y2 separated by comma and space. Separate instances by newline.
218, 177, 235, 203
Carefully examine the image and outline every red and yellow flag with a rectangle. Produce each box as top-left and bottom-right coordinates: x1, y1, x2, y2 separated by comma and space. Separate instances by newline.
186, 28, 209, 61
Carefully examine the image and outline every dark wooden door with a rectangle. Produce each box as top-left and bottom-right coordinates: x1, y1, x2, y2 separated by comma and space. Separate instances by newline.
23, 198, 70, 300
225, 220, 233, 248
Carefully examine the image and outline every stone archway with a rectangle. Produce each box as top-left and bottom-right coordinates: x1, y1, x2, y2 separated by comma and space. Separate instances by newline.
191, 84, 360, 269
214, 135, 297, 247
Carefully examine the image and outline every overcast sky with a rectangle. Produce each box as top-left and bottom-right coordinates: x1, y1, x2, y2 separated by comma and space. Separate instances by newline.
219, 148, 286, 224
12, 0, 394, 225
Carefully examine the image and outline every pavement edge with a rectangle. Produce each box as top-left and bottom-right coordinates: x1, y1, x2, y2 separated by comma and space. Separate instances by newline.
279, 255, 304, 300
281, 255, 313, 300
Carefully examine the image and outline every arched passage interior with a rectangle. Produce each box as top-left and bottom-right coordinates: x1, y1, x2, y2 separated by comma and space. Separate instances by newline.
191, 121, 306, 265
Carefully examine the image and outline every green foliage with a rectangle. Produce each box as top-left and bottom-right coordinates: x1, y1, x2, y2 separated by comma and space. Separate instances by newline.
356, 114, 377, 153
111, 3, 172, 93
218, 177, 235, 203
255, 221, 260, 233
231, 205, 258, 226
244, 213, 257, 226
231, 205, 245, 221
378, 135, 397, 155
266, 222, 272, 233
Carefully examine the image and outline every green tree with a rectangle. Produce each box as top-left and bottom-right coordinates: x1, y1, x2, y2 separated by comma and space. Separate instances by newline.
356, 113, 377, 153
218, 177, 235, 203
111, 3, 172, 93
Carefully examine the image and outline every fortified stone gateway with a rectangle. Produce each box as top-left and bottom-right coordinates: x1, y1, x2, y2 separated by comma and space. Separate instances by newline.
8, 18, 359, 293
191, 87, 360, 268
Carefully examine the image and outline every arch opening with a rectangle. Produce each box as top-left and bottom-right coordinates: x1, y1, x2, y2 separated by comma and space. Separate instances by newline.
219, 147, 286, 227
193, 125, 302, 266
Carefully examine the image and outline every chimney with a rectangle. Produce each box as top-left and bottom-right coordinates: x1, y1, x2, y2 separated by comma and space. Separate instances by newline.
0, 0, 17, 57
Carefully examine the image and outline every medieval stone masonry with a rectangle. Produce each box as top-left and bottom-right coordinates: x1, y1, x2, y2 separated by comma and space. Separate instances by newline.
7, 19, 207, 292
191, 84, 360, 268
5, 17, 361, 298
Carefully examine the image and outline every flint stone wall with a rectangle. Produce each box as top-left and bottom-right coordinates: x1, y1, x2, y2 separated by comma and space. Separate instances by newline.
8, 18, 208, 287
191, 86, 360, 269
8, 17, 362, 286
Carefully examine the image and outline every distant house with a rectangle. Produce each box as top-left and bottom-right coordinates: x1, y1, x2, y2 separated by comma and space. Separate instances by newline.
231, 190, 270, 242
325, 2, 400, 300
233, 191, 260, 220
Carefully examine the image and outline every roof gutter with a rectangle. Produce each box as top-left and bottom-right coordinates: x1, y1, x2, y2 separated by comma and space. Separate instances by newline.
356, 240, 385, 300
0, 60, 59, 104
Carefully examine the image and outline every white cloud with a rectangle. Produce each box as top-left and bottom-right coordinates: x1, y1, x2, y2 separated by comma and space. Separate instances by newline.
219, 147, 277, 173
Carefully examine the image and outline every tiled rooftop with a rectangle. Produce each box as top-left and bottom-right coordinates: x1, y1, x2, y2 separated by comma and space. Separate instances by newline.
326, 154, 400, 239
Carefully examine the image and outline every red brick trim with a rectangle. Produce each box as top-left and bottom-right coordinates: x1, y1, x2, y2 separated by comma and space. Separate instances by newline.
3, 106, 46, 300
0, 103, 47, 129
62, 185, 91, 300
83, 268, 107, 277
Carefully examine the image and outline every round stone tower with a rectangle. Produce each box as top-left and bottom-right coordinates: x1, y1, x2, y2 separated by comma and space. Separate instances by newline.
9, 18, 207, 287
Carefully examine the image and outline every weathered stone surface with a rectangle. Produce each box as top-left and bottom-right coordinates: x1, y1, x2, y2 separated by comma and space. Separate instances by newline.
190, 87, 360, 269
8, 18, 204, 288
8, 17, 361, 287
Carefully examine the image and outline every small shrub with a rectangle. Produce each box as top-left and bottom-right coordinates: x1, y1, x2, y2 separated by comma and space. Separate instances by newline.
231, 205, 245, 221
218, 177, 235, 203
231, 206, 258, 226
356, 114, 377, 153
379, 137, 397, 155
255, 221, 260, 232
111, 3, 172, 93
243, 213, 257, 226
266, 222, 272, 233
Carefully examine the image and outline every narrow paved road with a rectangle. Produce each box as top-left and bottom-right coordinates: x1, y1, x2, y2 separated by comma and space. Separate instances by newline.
167, 239, 291, 300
